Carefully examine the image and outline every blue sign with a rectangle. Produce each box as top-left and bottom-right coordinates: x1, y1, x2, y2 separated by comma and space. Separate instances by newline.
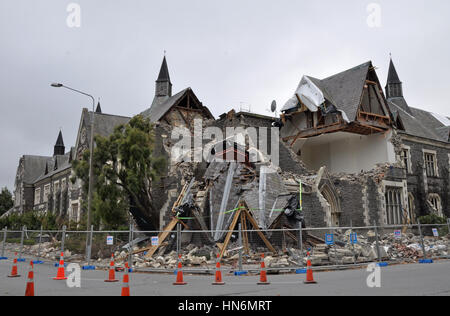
350, 233, 358, 244
325, 233, 334, 245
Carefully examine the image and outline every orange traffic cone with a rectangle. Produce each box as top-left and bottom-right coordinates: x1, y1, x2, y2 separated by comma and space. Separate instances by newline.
173, 255, 187, 285
8, 252, 21, 278
121, 262, 130, 296
105, 254, 119, 283
53, 252, 67, 280
304, 252, 317, 284
257, 254, 270, 285
25, 261, 35, 296
212, 254, 225, 285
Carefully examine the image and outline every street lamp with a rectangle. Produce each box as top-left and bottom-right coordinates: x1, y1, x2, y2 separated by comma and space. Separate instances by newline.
51, 83, 95, 266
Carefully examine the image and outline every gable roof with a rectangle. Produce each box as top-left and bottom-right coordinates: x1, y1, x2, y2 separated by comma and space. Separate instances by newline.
284, 61, 374, 121
141, 88, 190, 123
141, 87, 214, 123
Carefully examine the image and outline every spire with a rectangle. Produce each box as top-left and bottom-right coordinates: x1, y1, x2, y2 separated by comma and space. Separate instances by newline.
95, 101, 102, 113
387, 57, 401, 84
155, 55, 172, 97
54, 130, 65, 156
385, 56, 403, 99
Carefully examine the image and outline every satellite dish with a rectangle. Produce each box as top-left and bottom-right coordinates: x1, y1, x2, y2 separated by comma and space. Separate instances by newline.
271, 100, 277, 113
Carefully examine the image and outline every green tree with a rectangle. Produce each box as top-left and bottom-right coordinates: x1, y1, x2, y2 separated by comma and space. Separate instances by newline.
72, 115, 166, 230
0, 187, 13, 216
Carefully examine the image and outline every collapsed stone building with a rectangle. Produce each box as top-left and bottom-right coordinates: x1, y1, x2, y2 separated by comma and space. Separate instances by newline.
8, 57, 450, 243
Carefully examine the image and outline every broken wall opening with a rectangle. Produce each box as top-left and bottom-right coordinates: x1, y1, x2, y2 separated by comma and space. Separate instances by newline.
297, 131, 396, 173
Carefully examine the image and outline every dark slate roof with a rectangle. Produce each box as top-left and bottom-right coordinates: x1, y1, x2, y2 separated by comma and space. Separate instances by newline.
21, 155, 52, 184
140, 88, 190, 123
290, 62, 372, 121
34, 154, 71, 183
156, 56, 171, 83
317, 61, 371, 121
387, 100, 448, 142
87, 112, 131, 139
387, 58, 401, 84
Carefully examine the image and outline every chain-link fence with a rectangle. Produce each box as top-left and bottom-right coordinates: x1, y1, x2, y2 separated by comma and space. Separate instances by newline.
0, 220, 449, 273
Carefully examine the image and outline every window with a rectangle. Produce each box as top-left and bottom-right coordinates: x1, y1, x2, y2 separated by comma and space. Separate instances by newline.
424, 151, 438, 177
400, 147, 411, 174
385, 187, 404, 225
61, 178, 67, 191
43, 184, 50, 203
34, 188, 41, 205
428, 194, 442, 217
54, 181, 60, 196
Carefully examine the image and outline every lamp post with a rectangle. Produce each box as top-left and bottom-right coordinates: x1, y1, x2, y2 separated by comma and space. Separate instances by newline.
51, 83, 95, 264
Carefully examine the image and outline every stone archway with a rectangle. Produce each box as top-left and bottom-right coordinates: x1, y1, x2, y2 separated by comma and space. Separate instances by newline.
321, 183, 341, 227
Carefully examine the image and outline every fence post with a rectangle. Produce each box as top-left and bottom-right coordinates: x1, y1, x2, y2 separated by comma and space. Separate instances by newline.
299, 222, 304, 267
238, 223, 243, 272
87, 225, 94, 266
0, 227, 7, 259
350, 220, 356, 264
176, 223, 181, 260
128, 223, 133, 271
418, 220, 427, 260
447, 218, 450, 236
37, 225, 43, 260
61, 225, 67, 254
19, 225, 26, 261
374, 221, 381, 263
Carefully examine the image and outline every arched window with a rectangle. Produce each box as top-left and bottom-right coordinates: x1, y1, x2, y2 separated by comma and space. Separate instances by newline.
427, 194, 442, 217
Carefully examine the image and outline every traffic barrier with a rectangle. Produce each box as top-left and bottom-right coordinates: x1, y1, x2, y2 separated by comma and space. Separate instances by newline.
121, 262, 130, 296
257, 254, 270, 285
105, 254, 119, 283
25, 261, 35, 296
212, 255, 225, 285
419, 259, 433, 264
304, 252, 317, 284
173, 255, 187, 285
53, 252, 67, 280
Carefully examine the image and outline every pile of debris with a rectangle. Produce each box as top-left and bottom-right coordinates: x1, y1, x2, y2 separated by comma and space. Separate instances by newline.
307, 230, 449, 266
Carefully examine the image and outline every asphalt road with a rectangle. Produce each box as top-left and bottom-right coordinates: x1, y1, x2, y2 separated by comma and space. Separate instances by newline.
0, 252, 449, 296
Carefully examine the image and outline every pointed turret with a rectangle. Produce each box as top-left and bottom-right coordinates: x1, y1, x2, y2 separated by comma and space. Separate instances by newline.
95, 101, 102, 113
155, 56, 172, 97
54, 131, 65, 156
385, 57, 403, 99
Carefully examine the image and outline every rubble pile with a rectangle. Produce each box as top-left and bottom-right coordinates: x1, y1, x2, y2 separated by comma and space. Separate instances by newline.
308, 230, 449, 266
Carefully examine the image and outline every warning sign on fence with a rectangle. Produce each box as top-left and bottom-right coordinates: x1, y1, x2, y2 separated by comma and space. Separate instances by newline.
151, 236, 159, 246
432, 228, 439, 237
325, 233, 334, 245
106, 236, 114, 245
394, 230, 402, 239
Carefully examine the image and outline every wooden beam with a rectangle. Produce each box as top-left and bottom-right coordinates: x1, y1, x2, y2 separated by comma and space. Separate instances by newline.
241, 211, 250, 255
243, 209, 277, 254
218, 208, 242, 260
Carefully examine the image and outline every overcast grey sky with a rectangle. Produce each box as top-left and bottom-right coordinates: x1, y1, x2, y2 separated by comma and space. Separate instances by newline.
1, 0, 450, 192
